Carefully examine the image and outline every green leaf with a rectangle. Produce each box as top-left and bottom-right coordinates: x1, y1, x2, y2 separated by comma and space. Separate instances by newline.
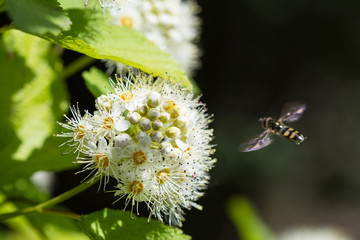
1, 178, 49, 203
0, 181, 88, 240
4, 0, 71, 36
58, 0, 96, 9
226, 196, 274, 240
0, 29, 75, 185
0, 29, 66, 160
79, 208, 191, 240
82, 67, 115, 97
44, 9, 192, 89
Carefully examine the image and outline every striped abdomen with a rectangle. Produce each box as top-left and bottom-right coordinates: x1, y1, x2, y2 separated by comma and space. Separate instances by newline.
279, 126, 305, 144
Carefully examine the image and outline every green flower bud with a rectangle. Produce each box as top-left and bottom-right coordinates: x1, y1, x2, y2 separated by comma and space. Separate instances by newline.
160, 142, 173, 156
174, 116, 188, 129
138, 105, 149, 116
139, 118, 151, 131
170, 105, 186, 118
159, 112, 170, 123
165, 126, 180, 138
152, 120, 163, 130
147, 92, 162, 108
127, 112, 141, 124
150, 131, 163, 143
147, 108, 160, 121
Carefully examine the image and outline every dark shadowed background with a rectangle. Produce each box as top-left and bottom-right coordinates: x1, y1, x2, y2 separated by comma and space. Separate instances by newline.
56, 0, 360, 239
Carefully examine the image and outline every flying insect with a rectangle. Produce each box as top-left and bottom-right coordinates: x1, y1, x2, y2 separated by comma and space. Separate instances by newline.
239, 102, 306, 152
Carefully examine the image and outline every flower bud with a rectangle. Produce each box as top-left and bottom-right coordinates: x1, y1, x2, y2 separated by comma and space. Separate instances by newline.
96, 95, 112, 110
174, 116, 188, 129
170, 105, 184, 118
127, 112, 141, 124
150, 131, 163, 143
159, 142, 172, 150
165, 126, 180, 138
159, 112, 170, 123
160, 142, 173, 156
152, 120, 163, 130
114, 133, 132, 148
147, 92, 162, 108
138, 105, 149, 116
147, 108, 160, 121
139, 118, 151, 131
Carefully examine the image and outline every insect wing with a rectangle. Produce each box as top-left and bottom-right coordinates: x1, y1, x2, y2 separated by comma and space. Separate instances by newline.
279, 101, 306, 123
239, 130, 273, 152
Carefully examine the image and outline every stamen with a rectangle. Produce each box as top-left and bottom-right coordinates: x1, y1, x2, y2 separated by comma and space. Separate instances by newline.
132, 151, 147, 165
157, 168, 170, 184
129, 180, 144, 195
120, 91, 134, 101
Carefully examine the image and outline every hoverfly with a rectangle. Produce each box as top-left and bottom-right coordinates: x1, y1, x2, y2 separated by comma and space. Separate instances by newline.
239, 102, 306, 152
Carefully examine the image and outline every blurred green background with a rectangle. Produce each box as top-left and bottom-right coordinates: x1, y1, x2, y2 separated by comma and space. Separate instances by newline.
3, 0, 360, 239
191, 0, 360, 239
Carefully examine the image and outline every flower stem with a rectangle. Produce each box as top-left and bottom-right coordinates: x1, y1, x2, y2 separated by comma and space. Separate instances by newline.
43, 209, 81, 220
63, 55, 97, 79
0, 178, 100, 221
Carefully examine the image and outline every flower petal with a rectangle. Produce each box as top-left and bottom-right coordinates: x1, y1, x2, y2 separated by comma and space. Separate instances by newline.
137, 131, 151, 148
115, 119, 131, 132
98, 138, 107, 151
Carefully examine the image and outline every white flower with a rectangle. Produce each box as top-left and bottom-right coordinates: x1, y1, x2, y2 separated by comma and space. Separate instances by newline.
92, 102, 131, 139
56, 105, 94, 154
114, 170, 156, 214
77, 138, 122, 184
58, 72, 215, 226
117, 132, 161, 173
103, 0, 201, 76
112, 77, 149, 111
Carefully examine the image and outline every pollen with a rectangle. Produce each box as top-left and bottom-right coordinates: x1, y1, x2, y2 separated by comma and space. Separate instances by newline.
120, 16, 133, 28
74, 125, 86, 140
185, 147, 191, 159
102, 117, 114, 130
132, 151, 147, 165
120, 91, 134, 101
129, 180, 144, 195
95, 153, 109, 168
156, 168, 170, 184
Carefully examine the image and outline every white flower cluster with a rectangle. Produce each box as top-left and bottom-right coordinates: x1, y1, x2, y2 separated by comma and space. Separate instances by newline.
102, 0, 201, 76
58, 73, 215, 226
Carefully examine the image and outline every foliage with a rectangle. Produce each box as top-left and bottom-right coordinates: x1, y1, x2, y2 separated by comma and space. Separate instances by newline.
79, 209, 191, 240
0, 0, 198, 238
226, 196, 274, 240
0, 29, 74, 186
82, 67, 114, 97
